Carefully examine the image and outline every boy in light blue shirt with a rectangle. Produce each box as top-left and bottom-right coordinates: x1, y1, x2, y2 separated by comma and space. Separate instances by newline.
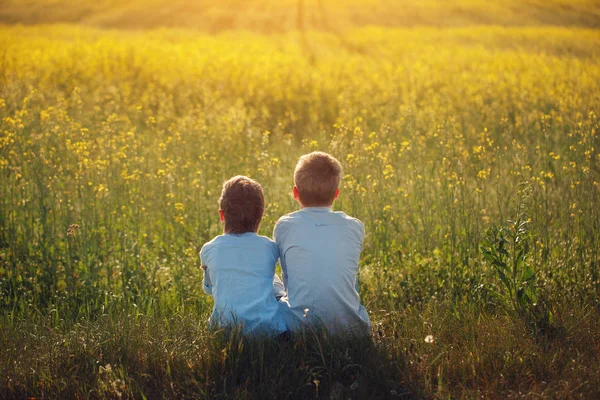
200, 176, 286, 336
275, 152, 371, 335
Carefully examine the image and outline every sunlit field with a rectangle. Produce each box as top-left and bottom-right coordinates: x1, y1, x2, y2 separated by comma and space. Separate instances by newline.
1, 1, 600, 398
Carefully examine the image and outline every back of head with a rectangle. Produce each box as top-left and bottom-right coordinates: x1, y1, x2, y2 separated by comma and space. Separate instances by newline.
294, 151, 342, 207
219, 176, 264, 234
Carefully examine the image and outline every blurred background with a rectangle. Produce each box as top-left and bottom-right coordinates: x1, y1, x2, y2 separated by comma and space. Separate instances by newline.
2, 0, 599, 32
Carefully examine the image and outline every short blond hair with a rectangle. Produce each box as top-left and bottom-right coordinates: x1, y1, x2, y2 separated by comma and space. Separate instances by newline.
294, 151, 342, 207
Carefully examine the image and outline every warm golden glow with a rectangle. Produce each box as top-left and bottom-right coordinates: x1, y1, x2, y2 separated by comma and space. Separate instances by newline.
0, 0, 599, 32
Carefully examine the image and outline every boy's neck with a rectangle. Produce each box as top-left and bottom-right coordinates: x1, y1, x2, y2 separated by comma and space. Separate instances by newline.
300, 204, 333, 209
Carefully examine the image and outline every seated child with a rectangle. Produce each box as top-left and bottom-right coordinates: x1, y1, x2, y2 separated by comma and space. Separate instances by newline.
275, 151, 371, 335
200, 175, 286, 336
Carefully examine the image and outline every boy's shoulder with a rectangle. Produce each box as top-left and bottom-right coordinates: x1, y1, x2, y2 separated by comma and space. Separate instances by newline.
199, 234, 224, 259
273, 209, 311, 232
332, 211, 365, 236
333, 210, 364, 226
203, 233, 275, 248
275, 209, 364, 232
253, 233, 277, 248
201, 233, 276, 255
275, 209, 304, 224
201, 234, 222, 249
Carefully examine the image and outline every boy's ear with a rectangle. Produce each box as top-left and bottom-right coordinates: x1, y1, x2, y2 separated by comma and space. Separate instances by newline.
334, 188, 340, 200
218, 209, 225, 222
293, 186, 300, 200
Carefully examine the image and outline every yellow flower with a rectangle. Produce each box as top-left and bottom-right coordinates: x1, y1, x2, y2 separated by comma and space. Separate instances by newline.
477, 169, 489, 180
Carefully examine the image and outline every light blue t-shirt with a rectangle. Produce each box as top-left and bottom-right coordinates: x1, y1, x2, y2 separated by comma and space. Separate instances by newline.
274, 207, 371, 335
200, 232, 287, 335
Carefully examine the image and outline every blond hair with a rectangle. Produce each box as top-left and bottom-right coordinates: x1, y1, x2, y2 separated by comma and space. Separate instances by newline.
294, 151, 342, 207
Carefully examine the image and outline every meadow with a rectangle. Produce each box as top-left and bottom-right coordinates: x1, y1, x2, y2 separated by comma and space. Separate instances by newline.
1, 1, 600, 398
2, 0, 600, 31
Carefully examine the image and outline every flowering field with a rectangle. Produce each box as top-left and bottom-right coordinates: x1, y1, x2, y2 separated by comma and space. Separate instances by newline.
1, 15, 600, 399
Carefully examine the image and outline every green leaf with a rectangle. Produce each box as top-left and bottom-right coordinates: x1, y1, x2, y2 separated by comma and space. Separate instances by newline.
492, 259, 507, 270
496, 267, 510, 290
522, 265, 536, 282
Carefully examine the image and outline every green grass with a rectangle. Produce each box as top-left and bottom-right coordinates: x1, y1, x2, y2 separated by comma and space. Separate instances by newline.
1, 3, 600, 398
2, 301, 599, 398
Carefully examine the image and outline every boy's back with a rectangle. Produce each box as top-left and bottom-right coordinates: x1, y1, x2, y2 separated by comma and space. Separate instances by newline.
201, 232, 286, 334
200, 175, 286, 336
275, 207, 371, 334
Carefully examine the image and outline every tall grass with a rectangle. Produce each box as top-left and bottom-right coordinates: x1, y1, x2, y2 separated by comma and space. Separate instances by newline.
0, 24, 599, 398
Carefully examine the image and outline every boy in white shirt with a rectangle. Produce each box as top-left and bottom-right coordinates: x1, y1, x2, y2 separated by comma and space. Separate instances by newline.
200, 176, 286, 336
275, 152, 371, 335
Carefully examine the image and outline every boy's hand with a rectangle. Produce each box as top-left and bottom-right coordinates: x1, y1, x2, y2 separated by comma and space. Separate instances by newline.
201, 265, 207, 271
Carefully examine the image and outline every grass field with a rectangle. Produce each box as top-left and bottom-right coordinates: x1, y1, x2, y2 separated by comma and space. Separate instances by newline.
1, 1, 600, 398
2, 0, 600, 31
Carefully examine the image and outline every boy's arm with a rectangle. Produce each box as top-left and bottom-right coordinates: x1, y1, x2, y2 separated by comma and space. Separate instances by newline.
273, 220, 288, 289
278, 252, 288, 290
199, 246, 213, 295
202, 265, 213, 295
356, 218, 366, 251
355, 218, 366, 292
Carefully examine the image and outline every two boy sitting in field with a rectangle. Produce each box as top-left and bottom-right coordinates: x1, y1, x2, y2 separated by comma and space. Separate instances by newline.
200, 151, 371, 336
